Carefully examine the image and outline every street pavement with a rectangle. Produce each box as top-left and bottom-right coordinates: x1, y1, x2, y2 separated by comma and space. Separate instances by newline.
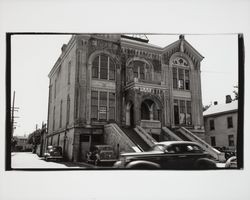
11, 152, 95, 169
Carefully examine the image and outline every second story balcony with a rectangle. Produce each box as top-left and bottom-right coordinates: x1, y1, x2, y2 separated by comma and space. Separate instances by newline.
126, 77, 161, 86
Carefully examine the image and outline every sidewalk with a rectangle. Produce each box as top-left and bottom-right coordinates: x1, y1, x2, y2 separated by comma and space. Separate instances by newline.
11, 152, 94, 169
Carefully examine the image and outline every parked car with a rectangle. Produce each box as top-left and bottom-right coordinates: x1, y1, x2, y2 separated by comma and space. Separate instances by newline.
224, 150, 236, 160
86, 145, 116, 166
214, 147, 236, 160
114, 141, 218, 169
225, 156, 237, 168
44, 146, 63, 161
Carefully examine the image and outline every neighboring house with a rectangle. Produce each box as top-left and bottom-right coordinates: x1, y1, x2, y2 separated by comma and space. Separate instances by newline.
203, 97, 238, 151
27, 123, 47, 156
46, 34, 205, 162
13, 136, 32, 152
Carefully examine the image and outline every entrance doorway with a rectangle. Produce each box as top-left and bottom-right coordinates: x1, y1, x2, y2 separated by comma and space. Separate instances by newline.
130, 104, 134, 127
141, 102, 150, 120
174, 104, 179, 125
80, 135, 91, 161
141, 99, 161, 121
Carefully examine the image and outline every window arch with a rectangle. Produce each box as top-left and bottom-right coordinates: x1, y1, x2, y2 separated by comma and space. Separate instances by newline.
92, 54, 116, 80
127, 60, 151, 82
172, 57, 190, 90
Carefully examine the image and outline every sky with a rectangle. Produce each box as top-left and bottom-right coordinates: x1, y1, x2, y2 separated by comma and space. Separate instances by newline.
11, 34, 238, 137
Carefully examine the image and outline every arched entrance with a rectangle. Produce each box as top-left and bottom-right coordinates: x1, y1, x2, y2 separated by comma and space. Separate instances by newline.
140, 98, 162, 142
141, 99, 161, 121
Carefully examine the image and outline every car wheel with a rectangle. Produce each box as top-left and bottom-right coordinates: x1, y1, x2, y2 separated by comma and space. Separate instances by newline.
195, 159, 217, 169
128, 164, 158, 169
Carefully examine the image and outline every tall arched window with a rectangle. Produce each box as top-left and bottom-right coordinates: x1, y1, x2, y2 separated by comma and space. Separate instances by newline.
172, 57, 190, 90
92, 54, 116, 80
66, 95, 70, 125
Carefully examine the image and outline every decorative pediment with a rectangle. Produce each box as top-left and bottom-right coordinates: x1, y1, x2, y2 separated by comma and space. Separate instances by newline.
162, 36, 204, 65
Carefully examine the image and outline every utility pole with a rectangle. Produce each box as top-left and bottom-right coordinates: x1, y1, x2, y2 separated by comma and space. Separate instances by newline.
11, 91, 20, 152
11, 91, 20, 138
11, 91, 15, 138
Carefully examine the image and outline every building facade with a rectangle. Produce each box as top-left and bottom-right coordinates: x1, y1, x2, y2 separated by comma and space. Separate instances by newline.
46, 34, 205, 161
203, 98, 238, 151
13, 136, 32, 152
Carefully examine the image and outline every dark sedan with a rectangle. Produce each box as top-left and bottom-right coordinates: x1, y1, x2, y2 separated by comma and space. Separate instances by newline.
114, 141, 218, 169
44, 146, 63, 161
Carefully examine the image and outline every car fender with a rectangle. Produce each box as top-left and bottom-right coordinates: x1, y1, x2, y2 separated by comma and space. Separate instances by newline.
194, 158, 217, 169
126, 160, 161, 169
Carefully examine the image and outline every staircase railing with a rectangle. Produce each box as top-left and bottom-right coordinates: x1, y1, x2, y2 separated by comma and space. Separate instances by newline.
178, 127, 225, 162
106, 123, 141, 152
135, 125, 157, 147
162, 127, 182, 141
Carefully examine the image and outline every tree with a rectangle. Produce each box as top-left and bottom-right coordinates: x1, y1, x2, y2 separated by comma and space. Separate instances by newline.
233, 85, 238, 100
203, 103, 211, 112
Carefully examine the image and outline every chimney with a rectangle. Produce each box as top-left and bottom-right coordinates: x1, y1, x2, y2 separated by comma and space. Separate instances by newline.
214, 101, 218, 105
179, 34, 185, 40
226, 95, 232, 104
61, 44, 67, 52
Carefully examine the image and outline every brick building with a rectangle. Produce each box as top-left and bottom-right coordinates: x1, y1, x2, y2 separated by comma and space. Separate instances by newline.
46, 34, 206, 162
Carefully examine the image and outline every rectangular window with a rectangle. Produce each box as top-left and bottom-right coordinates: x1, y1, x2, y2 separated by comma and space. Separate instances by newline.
80, 135, 90, 142
100, 55, 108, 79
210, 136, 216, 146
185, 70, 190, 90
75, 89, 79, 119
179, 100, 186, 124
59, 100, 62, 128
173, 68, 178, 89
109, 92, 115, 121
66, 96, 70, 125
139, 65, 145, 80
109, 59, 115, 80
77, 52, 80, 82
209, 119, 215, 130
53, 106, 55, 131
99, 91, 107, 120
227, 116, 233, 128
54, 79, 57, 99
180, 100, 185, 113
228, 135, 234, 146
92, 56, 99, 78
91, 91, 98, 120
186, 101, 192, 125
178, 69, 184, 89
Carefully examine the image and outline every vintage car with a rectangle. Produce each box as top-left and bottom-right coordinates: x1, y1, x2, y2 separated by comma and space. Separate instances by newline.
225, 156, 237, 168
114, 141, 218, 169
86, 145, 116, 166
44, 146, 63, 161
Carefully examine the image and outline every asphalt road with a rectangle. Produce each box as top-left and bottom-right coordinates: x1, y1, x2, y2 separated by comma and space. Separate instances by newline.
11, 152, 95, 169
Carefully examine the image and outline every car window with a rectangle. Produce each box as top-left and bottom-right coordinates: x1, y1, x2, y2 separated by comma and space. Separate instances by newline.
151, 145, 165, 152
168, 144, 204, 154
188, 145, 204, 153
